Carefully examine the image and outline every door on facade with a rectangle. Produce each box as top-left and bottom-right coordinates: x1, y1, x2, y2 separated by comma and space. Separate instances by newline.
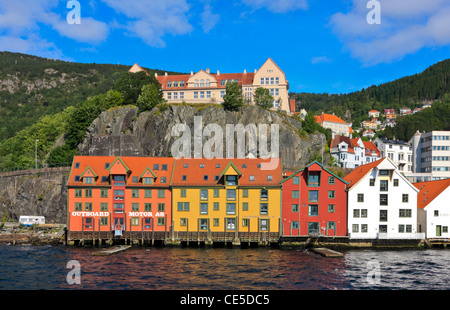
114, 218, 125, 236
327, 222, 336, 236
260, 219, 268, 231
308, 222, 319, 235
84, 217, 93, 231
143, 217, 152, 230
436, 225, 442, 237
226, 218, 236, 230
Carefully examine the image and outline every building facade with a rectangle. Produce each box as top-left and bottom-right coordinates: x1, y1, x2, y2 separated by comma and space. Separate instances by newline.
130, 58, 291, 113
411, 130, 450, 180
170, 158, 282, 240
67, 156, 175, 242
330, 136, 381, 168
373, 138, 413, 173
344, 158, 422, 239
314, 113, 351, 138
281, 162, 348, 236
414, 179, 450, 239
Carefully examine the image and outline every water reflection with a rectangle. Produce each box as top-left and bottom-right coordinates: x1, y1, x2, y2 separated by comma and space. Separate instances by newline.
1, 246, 449, 290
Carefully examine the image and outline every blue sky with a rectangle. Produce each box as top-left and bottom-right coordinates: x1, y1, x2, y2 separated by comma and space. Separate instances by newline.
1, 0, 449, 94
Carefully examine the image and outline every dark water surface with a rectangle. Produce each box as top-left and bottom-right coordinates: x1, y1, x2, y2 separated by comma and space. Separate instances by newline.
0, 245, 449, 290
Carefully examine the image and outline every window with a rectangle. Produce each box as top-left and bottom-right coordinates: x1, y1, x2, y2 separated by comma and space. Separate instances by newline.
394, 179, 399, 186
74, 163, 80, 169
399, 209, 412, 217
194, 92, 198, 99
328, 190, 335, 199
227, 189, 236, 200
361, 224, 368, 233
200, 189, 208, 200
101, 176, 108, 183
242, 189, 248, 198
131, 218, 139, 226
200, 203, 208, 215
143, 177, 153, 185
75, 203, 82, 211
369, 179, 375, 186
213, 189, 219, 198
249, 175, 255, 181
74, 175, 81, 182
352, 224, 359, 233
292, 190, 299, 199
84, 177, 93, 184
434, 210, 439, 217
308, 173, 320, 186
328, 204, 335, 213
292, 204, 299, 212
308, 205, 318, 216
144, 203, 152, 212
353, 209, 360, 218
308, 190, 318, 202
182, 175, 187, 181
379, 225, 387, 233
361, 209, 368, 218
162, 164, 168, 171
260, 203, 268, 215
328, 177, 335, 185
380, 194, 388, 206
402, 194, 409, 203
291, 221, 299, 229
131, 189, 139, 198
85, 189, 92, 198
227, 203, 236, 215
242, 218, 249, 227
242, 202, 248, 211
157, 217, 165, 226
260, 189, 268, 200
380, 180, 388, 191
226, 175, 237, 185
144, 189, 152, 198
158, 189, 165, 198
379, 170, 389, 176
293, 176, 300, 185
177, 202, 189, 211
357, 193, 364, 202
327, 222, 336, 230
180, 218, 187, 226
380, 210, 388, 222
184, 164, 189, 168
213, 218, 219, 227
132, 176, 139, 183
160, 177, 167, 183
75, 189, 82, 197
100, 203, 108, 211
131, 203, 139, 211
267, 175, 272, 181
100, 217, 108, 226
158, 203, 165, 212
203, 175, 209, 181
214, 202, 220, 211
85, 203, 93, 211
100, 189, 108, 198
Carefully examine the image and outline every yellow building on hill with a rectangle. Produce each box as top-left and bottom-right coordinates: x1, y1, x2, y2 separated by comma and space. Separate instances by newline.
170, 158, 282, 241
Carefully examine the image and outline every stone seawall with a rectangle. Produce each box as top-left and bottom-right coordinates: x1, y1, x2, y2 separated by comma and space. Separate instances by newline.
0, 168, 70, 224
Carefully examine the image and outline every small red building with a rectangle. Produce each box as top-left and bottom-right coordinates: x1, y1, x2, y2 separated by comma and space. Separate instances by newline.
281, 161, 348, 236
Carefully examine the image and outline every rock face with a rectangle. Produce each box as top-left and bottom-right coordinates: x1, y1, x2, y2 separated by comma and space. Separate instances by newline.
0, 169, 69, 223
78, 104, 329, 171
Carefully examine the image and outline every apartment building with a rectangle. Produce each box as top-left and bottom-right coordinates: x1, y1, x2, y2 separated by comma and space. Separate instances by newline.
411, 130, 450, 180
373, 138, 413, 173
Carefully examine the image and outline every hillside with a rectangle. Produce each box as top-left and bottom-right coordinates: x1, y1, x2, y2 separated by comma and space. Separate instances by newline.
291, 58, 450, 126
0, 51, 180, 141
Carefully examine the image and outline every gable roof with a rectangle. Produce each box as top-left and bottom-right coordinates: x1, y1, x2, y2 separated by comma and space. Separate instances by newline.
315, 113, 347, 125
343, 157, 385, 189
413, 179, 450, 209
171, 158, 281, 187
281, 161, 348, 185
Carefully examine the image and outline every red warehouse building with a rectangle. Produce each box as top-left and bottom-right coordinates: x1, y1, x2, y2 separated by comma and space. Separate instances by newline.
67, 156, 175, 244
281, 161, 348, 236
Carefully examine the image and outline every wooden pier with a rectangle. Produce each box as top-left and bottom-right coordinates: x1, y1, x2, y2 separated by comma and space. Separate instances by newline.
309, 247, 343, 258
92, 245, 131, 256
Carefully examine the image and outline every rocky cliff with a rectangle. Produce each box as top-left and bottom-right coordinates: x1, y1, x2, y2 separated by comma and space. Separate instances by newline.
78, 104, 329, 171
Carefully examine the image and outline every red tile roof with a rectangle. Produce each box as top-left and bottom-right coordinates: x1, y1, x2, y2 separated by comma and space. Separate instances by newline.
171, 158, 281, 187
156, 72, 255, 90
315, 113, 347, 125
68, 156, 175, 188
363, 141, 381, 157
413, 179, 450, 209
343, 158, 385, 189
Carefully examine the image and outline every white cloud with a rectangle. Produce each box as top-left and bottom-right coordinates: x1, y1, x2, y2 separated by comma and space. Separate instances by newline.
101, 0, 193, 47
241, 0, 308, 13
329, 0, 450, 65
201, 4, 220, 33
311, 56, 332, 64
0, 0, 109, 58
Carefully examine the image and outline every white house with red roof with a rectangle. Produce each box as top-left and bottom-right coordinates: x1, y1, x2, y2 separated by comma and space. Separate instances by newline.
414, 179, 450, 239
314, 112, 352, 138
344, 158, 422, 240
330, 135, 381, 168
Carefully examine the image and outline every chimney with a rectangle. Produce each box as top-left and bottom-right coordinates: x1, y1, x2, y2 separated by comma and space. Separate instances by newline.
165, 72, 168, 76
254, 69, 257, 73
155, 72, 158, 78
217, 70, 220, 76
206, 68, 210, 73
191, 71, 193, 75
244, 69, 246, 74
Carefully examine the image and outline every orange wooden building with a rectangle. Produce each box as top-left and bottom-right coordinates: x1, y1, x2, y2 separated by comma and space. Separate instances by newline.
67, 156, 175, 244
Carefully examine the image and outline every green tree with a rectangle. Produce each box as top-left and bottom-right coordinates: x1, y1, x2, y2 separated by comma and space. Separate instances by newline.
302, 112, 319, 134
254, 87, 274, 109
112, 71, 161, 105
136, 83, 162, 112
46, 145, 77, 167
222, 81, 243, 111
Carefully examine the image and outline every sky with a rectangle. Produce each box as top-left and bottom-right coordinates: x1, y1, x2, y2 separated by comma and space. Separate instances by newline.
0, 0, 449, 94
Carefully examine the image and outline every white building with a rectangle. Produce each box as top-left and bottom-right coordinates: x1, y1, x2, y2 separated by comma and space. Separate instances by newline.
330, 136, 381, 168
414, 179, 450, 239
411, 130, 450, 180
344, 158, 423, 239
373, 138, 413, 173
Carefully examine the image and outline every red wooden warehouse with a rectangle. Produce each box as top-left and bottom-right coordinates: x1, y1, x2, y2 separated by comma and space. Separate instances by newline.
281, 161, 348, 236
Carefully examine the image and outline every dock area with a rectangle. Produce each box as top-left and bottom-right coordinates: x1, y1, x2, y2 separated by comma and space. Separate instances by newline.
92, 245, 131, 256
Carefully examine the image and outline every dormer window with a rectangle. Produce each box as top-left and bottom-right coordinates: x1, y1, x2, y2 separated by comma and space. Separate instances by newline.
200, 164, 205, 168
104, 163, 110, 169
132, 176, 139, 183
379, 170, 389, 176
249, 175, 255, 181
226, 175, 237, 186
101, 176, 108, 183
182, 175, 187, 181
204, 175, 208, 181
143, 177, 153, 185
74, 175, 81, 182
75, 163, 80, 168
84, 177, 93, 184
